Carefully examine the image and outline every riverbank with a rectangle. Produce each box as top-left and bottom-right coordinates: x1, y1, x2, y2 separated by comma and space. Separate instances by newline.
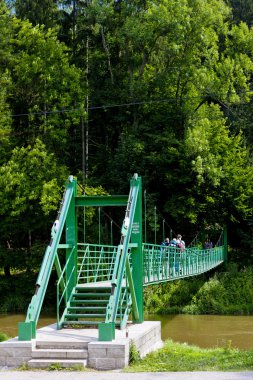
126, 340, 253, 372
144, 265, 253, 315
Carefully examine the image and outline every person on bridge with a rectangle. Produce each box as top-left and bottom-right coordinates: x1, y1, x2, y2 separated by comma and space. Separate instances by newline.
204, 239, 213, 249
176, 234, 185, 251
169, 238, 177, 247
160, 238, 169, 270
161, 237, 170, 247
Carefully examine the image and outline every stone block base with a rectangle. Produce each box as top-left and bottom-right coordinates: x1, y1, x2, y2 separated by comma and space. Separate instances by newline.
0, 321, 163, 370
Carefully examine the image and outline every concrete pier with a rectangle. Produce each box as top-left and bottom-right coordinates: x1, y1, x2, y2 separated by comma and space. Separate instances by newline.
0, 321, 163, 370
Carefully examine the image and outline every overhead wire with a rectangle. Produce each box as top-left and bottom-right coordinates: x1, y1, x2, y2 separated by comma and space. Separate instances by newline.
0, 89, 251, 139
8, 89, 252, 118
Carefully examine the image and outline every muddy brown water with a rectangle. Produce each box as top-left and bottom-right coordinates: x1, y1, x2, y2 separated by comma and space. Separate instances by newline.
146, 313, 253, 350
1, 313, 253, 350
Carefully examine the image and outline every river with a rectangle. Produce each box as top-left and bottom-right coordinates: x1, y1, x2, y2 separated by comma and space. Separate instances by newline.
1, 313, 253, 350
145, 314, 253, 350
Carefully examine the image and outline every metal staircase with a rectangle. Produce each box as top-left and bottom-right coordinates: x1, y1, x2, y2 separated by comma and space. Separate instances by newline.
63, 283, 113, 327
61, 281, 129, 328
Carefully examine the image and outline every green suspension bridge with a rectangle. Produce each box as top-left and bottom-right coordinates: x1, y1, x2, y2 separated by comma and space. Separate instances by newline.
18, 174, 227, 342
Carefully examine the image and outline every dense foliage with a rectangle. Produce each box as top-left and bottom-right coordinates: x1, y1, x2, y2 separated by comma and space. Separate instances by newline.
1, 0, 253, 279
144, 265, 253, 315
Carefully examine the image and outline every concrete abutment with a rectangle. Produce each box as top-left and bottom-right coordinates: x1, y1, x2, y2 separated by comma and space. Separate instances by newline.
0, 321, 163, 370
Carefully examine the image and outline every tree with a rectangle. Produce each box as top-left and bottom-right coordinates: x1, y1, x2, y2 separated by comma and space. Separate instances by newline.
165, 104, 253, 226
88, 0, 253, 236
229, 0, 253, 27
9, 18, 85, 172
15, 0, 59, 29
0, 3, 12, 164
0, 139, 67, 274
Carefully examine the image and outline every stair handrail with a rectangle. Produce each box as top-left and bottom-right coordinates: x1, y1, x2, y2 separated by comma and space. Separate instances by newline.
57, 245, 76, 327
105, 174, 140, 324
24, 176, 76, 326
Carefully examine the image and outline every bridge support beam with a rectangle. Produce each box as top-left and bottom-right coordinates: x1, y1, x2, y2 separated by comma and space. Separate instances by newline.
130, 175, 143, 323
65, 179, 77, 300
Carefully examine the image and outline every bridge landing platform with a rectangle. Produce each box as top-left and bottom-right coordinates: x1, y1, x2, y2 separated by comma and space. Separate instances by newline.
0, 321, 163, 370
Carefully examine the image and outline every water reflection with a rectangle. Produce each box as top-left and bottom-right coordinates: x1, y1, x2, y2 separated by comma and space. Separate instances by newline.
1, 313, 253, 350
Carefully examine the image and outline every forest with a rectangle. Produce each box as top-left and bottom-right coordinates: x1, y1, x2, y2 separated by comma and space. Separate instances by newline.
1, 0, 253, 312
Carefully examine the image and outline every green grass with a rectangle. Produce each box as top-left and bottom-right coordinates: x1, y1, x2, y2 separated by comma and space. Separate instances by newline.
125, 340, 253, 372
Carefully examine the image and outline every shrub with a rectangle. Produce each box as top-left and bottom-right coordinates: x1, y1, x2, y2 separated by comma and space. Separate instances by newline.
129, 340, 140, 365
0, 332, 8, 342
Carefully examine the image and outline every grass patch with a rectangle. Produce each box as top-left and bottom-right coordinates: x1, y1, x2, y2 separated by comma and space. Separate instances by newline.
48, 363, 88, 371
125, 339, 253, 372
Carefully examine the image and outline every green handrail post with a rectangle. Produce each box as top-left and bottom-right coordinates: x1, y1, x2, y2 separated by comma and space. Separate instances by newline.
144, 189, 147, 243
223, 224, 228, 264
110, 220, 113, 245
154, 206, 157, 245
98, 206, 101, 244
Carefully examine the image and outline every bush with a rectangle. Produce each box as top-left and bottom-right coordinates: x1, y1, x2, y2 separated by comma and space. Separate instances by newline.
129, 341, 140, 364
183, 267, 253, 315
0, 332, 8, 342
188, 277, 227, 314
144, 277, 205, 314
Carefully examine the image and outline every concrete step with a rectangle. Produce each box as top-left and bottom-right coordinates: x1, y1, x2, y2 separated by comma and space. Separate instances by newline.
28, 358, 87, 369
35, 341, 89, 350
62, 320, 102, 326
32, 348, 88, 359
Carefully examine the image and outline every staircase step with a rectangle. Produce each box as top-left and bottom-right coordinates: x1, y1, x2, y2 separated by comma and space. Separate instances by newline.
65, 313, 105, 318
76, 286, 112, 291
68, 306, 106, 311
76, 280, 126, 286
71, 299, 108, 304
32, 348, 88, 359
28, 358, 87, 369
72, 292, 111, 297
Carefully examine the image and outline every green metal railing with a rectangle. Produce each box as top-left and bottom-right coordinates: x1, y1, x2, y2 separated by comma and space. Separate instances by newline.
69, 242, 225, 289
143, 244, 224, 285
77, 244, 118, 284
